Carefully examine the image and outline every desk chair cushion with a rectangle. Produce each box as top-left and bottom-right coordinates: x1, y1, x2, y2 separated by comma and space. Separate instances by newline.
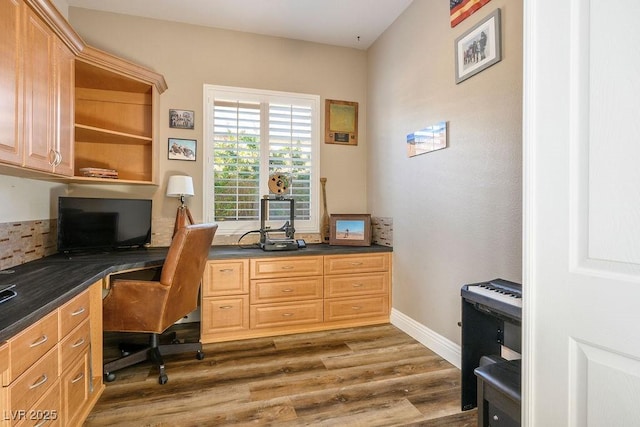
103, 223, 217, 334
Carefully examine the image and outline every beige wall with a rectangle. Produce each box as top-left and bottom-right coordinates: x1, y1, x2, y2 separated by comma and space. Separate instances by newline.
67, 8, 369, 239
367, 0, 523, 345
0, 2, 523, 349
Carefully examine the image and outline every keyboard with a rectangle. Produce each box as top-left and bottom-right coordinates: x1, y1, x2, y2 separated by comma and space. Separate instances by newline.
465, 281, 522, 308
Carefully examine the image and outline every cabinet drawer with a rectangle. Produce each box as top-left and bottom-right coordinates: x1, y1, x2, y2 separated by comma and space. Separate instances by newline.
203, 260, 249, 296
16, 381, 61, 427
250, 256, 323, 279
9, 347, 58, 415
61, 352, 89, 427
9, 311, 58, 382
324, 295, 390, 322
59, 319, 90, 371
251, 300, 323, 329
324, 273, 390, 298
251, 276, 323, 304
59, 290, 90, 337
201, 296, 249, 335
324, 253, 390, 275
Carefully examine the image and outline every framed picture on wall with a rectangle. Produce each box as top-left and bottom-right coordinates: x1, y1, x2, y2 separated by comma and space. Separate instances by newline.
329, 214, 371, 246
168, 138, 196, 161
454, 9, 502, 84
325, 99, 358, 146
169, 109, 195, 129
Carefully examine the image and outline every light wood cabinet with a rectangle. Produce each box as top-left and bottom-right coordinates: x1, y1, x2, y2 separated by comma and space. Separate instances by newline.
60, 352, 88, 426
201, 251, 391, 343
1, 283, 104, 427
0, 0, 74, 176
201, 260, 250, 341
0, 0, 166, 184
324, 253, 391, 326
73, 46, 166, 184
6, 311, 58, 384
0, 0, 23, 166
250, 256, 323, 279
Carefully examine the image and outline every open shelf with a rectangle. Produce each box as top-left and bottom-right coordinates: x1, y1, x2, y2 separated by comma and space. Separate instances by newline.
73, 45, 167, 185
75, 124, 152, 145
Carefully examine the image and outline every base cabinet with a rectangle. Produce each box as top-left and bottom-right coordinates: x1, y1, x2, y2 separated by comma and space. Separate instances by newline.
0, 283, 104, 427
201, 251, 391, 343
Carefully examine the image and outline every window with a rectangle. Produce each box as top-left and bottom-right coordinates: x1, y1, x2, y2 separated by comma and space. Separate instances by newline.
204, 85, 320, 235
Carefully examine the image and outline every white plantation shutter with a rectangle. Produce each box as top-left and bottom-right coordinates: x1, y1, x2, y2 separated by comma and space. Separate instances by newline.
268, 103, 313, 221
204, 85, 319, 235
212, 101, 261, 221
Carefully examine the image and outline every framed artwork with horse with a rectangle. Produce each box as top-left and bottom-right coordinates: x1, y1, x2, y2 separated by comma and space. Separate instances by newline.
454, 9, 502, 84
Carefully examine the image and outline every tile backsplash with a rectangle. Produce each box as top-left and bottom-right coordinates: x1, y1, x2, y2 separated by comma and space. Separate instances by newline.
0, 219, 57, 270
0, 216, 393, 270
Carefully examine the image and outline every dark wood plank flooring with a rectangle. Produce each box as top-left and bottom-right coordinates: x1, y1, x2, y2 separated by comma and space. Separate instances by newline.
85, 323, 476, 426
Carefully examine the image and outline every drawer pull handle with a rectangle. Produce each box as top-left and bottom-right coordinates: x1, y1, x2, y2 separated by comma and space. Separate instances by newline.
350, 262, 364, 266
71, 372, 85, 384
30, 335, 48, 348
282, 289, 294, 293
29, 374, 48, 389
282, 313, 294, 317
219, 268, 233, 273
72, 337, 86, 348
219, 305, 233, 310
351, 306, 362, 310
280, 266, 295, 270
71, 307, 86, 316
352, 283, 364, 287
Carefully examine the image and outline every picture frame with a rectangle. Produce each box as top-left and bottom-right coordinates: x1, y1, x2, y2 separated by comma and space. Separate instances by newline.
329, 214, 371, 246
168, 138, 196, 161
169, 109, 195, 129
325, 99, 358, 146
455, 9, 501, 84
407, 121, 448, 157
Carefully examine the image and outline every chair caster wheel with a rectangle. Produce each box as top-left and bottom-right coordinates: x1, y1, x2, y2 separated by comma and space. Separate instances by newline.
105, 372, 116, 382
196, 350, 205, 360
159, 374, 168, 385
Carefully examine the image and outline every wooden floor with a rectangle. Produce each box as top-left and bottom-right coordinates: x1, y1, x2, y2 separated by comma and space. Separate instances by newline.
85, 323, 477, 426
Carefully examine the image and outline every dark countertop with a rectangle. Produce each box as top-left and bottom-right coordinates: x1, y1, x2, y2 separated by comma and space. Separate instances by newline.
0, 244, 392, 342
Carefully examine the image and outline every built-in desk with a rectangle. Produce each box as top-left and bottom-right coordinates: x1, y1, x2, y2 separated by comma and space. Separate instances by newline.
0, 244, 392, 342
0, 243, 392, 425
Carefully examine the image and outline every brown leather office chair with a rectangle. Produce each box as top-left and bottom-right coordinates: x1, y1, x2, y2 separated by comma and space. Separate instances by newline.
102, 223, 217, 384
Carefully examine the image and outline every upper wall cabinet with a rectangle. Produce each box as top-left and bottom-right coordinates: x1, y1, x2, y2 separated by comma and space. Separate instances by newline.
0, 0, 23, 166
0, 0, 167, 185
74, 47, 167, 184
0, 0, 80, 176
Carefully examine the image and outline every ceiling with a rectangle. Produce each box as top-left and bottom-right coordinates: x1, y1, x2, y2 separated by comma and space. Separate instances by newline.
65, 0, 414, 50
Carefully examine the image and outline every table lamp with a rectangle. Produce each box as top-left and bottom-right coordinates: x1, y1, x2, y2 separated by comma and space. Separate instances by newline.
167, 175, 195, 237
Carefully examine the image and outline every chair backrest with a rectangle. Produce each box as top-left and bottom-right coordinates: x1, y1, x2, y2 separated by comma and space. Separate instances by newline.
159, 223, 217, 329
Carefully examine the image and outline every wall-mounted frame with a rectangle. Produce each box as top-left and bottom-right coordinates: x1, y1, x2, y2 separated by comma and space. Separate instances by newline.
325, 99, 358, 146
407, 121, 448, 157
168, 138, 196, 161
169, 109, 195, 129
329, 214, 371, 246
455, 9, 501, 84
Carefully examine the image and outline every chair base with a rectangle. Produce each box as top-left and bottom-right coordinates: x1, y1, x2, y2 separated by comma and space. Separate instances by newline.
103, 332, 204, 385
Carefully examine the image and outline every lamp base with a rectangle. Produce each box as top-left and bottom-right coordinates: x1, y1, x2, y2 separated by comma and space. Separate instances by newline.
173, 206, 194, 237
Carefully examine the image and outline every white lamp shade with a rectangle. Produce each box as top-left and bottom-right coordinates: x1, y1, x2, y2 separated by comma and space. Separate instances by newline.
166, 175, 194, 197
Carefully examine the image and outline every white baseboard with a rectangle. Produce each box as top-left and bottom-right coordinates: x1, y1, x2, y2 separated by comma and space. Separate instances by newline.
390, 308, 461, 369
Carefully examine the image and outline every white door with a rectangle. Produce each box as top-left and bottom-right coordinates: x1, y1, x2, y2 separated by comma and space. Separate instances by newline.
523, 0, 640, 425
